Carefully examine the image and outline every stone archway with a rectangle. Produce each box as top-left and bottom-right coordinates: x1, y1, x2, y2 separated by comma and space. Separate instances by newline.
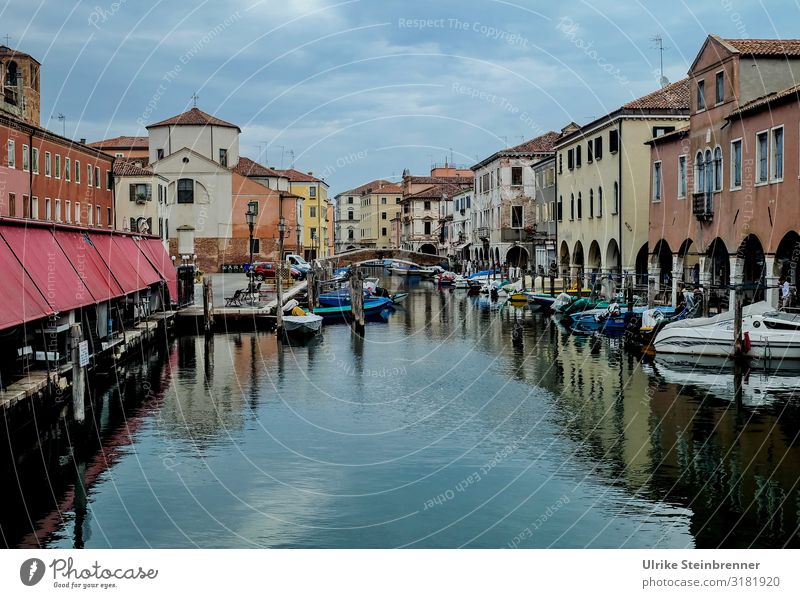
736, 234, 766, 304
559, 241, 570, 279
419, 243, 438, 255
650, 239, 673, 292
775, 231, 800, 288
635, 243, 649, 287
505, 245, 528, 268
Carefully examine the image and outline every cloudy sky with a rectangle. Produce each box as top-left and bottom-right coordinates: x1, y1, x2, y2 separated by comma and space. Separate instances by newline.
3, 0, 796, 193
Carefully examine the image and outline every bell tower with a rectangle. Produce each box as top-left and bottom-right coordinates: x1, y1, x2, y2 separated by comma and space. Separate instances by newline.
0, 45, 41, 126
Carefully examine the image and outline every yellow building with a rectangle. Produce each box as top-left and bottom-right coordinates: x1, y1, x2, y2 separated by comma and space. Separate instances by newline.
277, 168, 331, 259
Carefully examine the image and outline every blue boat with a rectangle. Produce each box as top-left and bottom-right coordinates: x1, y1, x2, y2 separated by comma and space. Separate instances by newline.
318, 288, 370, 307
312, 297, 395, 323
571, 305, 677, 334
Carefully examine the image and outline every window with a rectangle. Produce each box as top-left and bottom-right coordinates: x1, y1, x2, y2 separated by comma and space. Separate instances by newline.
88, 203, 93, 225
756, 131, 769, 183
678, 155, 687, 198
75, 202, 80, 224
130, 183, 151, 201
32, 148, 39, 173
713, 147, 722, 191
652, 161, 662, 202
695, 152, 705, 192
771, 126, 784, 181
107, 207, 111, 227
424, 221, 431, 235
577, 192, 582, 218
715, 71, 724, 104
87, 164, 93, 186
177, 178, 194, 203
31, 197, 38, 219
381, 197, 387, 204
589, 189, 594, 217
7, 139, 14, 167
348, 196, 353, 204
731, 139, 742, 188
347, 209, 354, 220
347, 228, 354, 240
219, 148, 228, 166
597, 187, 603, 217
45, 198, 51, 220
511, 166, 523, 186
66, 200, 71, 222
75, 160, 80, 183
55, 154, 61, 179
65, 157, 70, 181
96, 205, 101, 225
22, 195, 29, 218
511, 205, 523, 228
587, 139, 593, 163
310, 206, 317, 218
697, 80, 706, 111
576, 145, 582, 168
396, 197, 401, 204
704, 149, 713, 193
612, 182, 619, 214
157, 148, 164, 160
424, 201, 431, 210
22, 144, 28, 170
381, 212, 387, 220
594, 137, 603, 160
557, 195, 563, 221
570, 194, 575, 219
45, 151, 51, 176
382, 227, 387, 236
567, 149, 574, 170
95, 166, 100, 187
609, 130, 619, 153
7, 193, 15, 216
309, 187, 316, 198
107, 171, 112, 190
558, 153, 563, 174
653, 126, 675, 138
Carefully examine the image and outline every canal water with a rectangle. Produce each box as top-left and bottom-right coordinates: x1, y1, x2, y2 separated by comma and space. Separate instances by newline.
2, 278, 800, 548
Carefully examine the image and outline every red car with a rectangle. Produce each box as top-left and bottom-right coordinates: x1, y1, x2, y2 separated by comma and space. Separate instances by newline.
249, 262, 302, 280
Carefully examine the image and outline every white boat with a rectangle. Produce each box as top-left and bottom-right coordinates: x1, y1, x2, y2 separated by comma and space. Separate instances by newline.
654, 301, 800, 359
282, 313, 323, 337
387, 266, 437, 278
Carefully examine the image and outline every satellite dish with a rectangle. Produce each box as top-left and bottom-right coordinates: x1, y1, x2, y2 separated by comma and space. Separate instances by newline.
660, 75, 670, 87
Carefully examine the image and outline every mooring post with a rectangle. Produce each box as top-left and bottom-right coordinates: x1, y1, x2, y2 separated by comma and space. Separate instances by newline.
733, 285, 744, 357
307, 268, 317, 311
350, 267, 365, 335
203, 276, 214, 334
71, 323, 85, 423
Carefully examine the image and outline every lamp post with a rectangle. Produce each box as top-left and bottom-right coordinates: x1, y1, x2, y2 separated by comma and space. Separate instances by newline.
246, 202, 257, 278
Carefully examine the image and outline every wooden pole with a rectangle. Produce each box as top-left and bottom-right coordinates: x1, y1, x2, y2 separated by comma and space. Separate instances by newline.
307, 268, 317, 311
350, 266, 365, 335
203, 276, 214, 334
71, 323, 85, 423
733, 285, 744, 357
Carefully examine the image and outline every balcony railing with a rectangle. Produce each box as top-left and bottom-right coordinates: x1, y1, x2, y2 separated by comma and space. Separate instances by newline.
692, 192, 713, 221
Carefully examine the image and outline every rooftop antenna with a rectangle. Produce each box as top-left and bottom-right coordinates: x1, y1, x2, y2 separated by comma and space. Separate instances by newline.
449, 147, 454, 166
500, 136, 508, 148
190, 92, 199, 107
651, 34, 670, 87
288, 149, 295, 168
258, 141, 269, 164
277, 145, 286, 169
3, 34, 10, 46
56, 113, 65, 136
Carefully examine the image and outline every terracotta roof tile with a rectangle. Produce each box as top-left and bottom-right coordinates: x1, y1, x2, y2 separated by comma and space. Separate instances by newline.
338, 179, 402, 196
622, 78, 691, 110
729, 83, 800, 117
723, 38, 800, 56
88, 135, 148, 150
275, 168, 326, 183
113, 158, 153, 177
507, 131, 561, 153
406, 182, 465, 200
405, 175, 473, 186
147, 107, 240, 131
231, 156, 284, 178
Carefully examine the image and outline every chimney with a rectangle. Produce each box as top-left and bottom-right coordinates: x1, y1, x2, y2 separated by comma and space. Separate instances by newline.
80, 138, 86, 144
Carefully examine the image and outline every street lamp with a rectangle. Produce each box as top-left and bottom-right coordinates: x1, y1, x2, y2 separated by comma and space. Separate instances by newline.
246, 201, 258, 277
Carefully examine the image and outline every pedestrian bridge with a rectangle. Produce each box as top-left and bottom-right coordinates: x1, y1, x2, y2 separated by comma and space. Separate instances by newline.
319, 248, 443, 268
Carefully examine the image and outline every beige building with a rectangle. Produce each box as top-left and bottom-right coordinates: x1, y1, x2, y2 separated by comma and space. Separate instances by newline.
358, 181, 403, 248
554, 80, 690, 289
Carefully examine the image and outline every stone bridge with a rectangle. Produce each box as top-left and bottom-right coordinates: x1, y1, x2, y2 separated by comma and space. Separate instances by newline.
318, 248, 445, 268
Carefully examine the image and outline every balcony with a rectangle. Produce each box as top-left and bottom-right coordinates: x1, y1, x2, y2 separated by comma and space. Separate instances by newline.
476, 227, 490, 240
692, 192, 713, 222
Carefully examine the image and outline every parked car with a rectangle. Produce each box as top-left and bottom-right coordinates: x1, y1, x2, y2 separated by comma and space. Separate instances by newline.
286, 254, 311, 276
250, 262, 302, 281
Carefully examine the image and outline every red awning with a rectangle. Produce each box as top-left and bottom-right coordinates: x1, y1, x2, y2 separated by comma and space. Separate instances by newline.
113, 235, 162, 288
0, 235, 54, 328
0, 225, 94, 312
138, 238, 178, 301
89, 233, 159, 294
57, 231, 125, 302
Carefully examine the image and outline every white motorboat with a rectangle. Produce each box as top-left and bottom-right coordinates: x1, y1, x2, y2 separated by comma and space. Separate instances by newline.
282, 313, 323, 337
387, 265, 437, 278
654, 301, 800, 359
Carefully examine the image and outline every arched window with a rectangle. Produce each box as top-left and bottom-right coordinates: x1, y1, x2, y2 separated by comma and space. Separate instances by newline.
597, 187, 603, 217
613, 182, 619, 214
570, 193, 575, 220
713, 146, 722, 191
5, 60, 18, 86
577, 192, 582, 219
704, 149, 713, 194
557, 195, 563, 221
177, 178, 194, 204
589, 189, 594, 218
695, 151, 704, 193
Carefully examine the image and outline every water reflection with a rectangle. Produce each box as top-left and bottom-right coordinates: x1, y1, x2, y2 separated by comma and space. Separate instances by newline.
2, 279, 799, 548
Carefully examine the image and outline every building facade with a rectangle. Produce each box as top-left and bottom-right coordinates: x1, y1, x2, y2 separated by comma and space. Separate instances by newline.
114, 158, 170, 241
276, 168, 330, 260
88, 135, 149, 159
470, 132, 560, 269
447, 187, 473, 261
0, 45, 40, 127
359, 181, 402, 249
649, 35, 800, 309
555, 80, 690, 290
532, 155, 557, 273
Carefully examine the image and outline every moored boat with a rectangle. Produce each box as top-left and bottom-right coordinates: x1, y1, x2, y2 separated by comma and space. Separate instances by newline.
312, 297, 395, 323
282, 313, 323, 338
